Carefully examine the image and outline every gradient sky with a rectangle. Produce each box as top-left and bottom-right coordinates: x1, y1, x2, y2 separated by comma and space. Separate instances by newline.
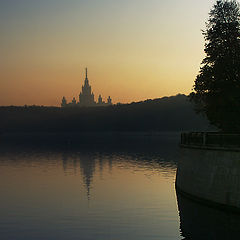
0, 0, 214, 106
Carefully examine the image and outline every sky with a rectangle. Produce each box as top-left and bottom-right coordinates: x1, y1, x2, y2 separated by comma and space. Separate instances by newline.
0, 0, 214, 106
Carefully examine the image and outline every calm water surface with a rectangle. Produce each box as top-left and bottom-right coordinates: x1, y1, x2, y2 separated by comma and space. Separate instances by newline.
1, 133, 240, 240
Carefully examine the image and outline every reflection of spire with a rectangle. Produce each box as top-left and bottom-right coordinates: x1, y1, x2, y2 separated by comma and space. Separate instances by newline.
62, 152, 68, 173
61, 151, 96, 202
79, 154, 96, 202
73, 157, 77, 175
99, 156, 103, 179
108, 156, 113, 173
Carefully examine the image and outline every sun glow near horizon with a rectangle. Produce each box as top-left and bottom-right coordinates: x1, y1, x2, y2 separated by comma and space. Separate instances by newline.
0, 0, 214, 106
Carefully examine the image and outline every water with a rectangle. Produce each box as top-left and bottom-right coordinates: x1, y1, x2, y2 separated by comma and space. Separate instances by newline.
1, 133, 240, 240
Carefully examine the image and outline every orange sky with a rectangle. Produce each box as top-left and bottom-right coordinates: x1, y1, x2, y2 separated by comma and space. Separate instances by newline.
0, 0, 214, 106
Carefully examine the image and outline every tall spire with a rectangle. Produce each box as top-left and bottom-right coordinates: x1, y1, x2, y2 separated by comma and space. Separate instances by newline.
84, 67, 89, 86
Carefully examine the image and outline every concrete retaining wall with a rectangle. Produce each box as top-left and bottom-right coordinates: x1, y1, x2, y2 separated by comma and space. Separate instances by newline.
176, 146, 240, 210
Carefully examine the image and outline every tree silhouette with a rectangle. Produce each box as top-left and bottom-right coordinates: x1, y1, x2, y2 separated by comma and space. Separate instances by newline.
190, 0, 240, 132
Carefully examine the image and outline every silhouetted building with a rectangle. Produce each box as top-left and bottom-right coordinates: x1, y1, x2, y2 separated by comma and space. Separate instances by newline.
61, 68, 112, 107
79, 68, 95, 106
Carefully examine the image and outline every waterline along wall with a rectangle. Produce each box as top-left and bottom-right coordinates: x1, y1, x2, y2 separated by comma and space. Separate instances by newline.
176, 132, 240, 211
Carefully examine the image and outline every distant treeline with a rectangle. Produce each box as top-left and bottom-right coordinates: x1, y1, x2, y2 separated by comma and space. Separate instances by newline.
0, 94, 211, 133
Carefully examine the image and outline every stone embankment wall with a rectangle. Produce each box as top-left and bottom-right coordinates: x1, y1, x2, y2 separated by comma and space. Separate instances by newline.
176, 146, 240, 210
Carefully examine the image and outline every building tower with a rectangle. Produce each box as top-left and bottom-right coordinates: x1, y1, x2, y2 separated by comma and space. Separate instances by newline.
61, 96, 67, 107
79, 68, 95, 106
60, 68, 112, 107
98, 94, 103, 104
72, 97, 77, 105
107, 96, 112, 105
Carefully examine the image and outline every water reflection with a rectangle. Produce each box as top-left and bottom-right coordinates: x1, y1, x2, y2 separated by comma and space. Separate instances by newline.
3, 133, 240, 239
0, 133, 181, 240
60, 146, 178, 201
177, 190, 240, 240
62, 152, 97, 200
0, 133, 179, 201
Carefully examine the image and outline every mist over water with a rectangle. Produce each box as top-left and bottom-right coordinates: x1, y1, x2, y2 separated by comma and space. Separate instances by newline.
0, 133, 239, 240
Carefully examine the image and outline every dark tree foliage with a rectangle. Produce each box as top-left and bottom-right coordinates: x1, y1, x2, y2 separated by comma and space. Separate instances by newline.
190, 0, 240, 132
0, 95, 208, 133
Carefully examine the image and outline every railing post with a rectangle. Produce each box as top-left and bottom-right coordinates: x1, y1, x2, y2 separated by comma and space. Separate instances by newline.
181, 132, 240, 149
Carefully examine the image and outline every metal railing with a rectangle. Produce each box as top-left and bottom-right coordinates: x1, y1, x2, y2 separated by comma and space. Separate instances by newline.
181, 132, 240, 148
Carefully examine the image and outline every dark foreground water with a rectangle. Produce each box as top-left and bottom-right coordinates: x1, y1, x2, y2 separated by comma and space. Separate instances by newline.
1, 132, 240, 240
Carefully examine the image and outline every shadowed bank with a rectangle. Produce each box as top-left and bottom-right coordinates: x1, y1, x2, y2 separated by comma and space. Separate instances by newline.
177, 191, 240, 239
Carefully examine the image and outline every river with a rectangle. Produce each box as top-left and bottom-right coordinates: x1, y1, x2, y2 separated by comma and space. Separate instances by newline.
0, 132, 239, 240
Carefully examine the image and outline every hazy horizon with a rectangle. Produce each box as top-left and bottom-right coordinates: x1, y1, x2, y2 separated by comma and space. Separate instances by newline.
1, 0, 214, 106
0, 93, 186, 107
